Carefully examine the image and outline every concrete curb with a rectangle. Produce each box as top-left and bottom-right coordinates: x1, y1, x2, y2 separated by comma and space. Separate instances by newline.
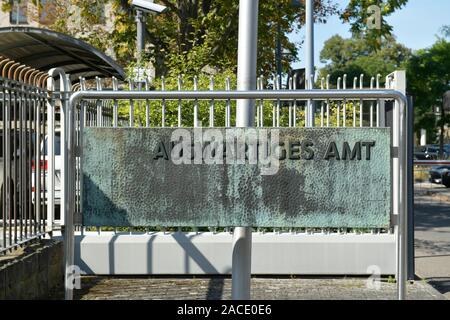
0, 239, 63, 300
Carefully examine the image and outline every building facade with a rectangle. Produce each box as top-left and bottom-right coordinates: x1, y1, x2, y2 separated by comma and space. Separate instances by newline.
1, 1, 118, 58
1, 0, 58, 28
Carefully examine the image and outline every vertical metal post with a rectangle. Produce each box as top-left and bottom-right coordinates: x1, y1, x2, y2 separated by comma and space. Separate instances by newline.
65, 82, 75, 301
378, 74, 386, 127
177, 75, 182, 127
398, 94, 408, 300
336, 77, 341, 127
4, 82, 11, 247
343, 74, 347, 127
95, 77, 103, 127
370, 77, 375, 127
193, 76, 199, 127
136, 9, 146, 57
145, 78, 150, 127
161, 76, 166, 127
392, 70, 407, 300
305, 0, 314, 127
48, 68, 72, 300
112, 77, 119, 128
35, 88, 41, 234
225, 77, 231, 127
46, 77, 55, 231
407, 96, 415, 281
276, 23, 282, 89
209, 76, 215, 127
129, 81, 135, 127
233, 0, 258, 300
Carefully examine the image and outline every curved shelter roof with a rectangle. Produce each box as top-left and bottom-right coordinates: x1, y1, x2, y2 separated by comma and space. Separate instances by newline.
0, 27, 125, 81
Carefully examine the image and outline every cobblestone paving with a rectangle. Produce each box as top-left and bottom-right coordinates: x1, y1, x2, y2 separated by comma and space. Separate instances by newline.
52, 276, 446, 300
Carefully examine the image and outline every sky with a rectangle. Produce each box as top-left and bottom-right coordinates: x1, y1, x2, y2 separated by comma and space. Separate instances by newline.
289, 0, 450, 70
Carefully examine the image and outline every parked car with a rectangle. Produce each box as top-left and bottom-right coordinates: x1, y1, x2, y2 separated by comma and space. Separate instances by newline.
429, 165, 450, 184
31, 130, 62, 210
429, 144, 450, 159
414, 146, 442, 160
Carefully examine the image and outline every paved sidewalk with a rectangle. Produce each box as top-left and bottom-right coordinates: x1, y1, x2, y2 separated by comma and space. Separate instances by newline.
50, 276, 445, 300
415, 194, 450, 299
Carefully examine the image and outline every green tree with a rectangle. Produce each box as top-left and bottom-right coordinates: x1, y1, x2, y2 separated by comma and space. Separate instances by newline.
340, 0, 409, 50
51, 0, 339, 77
407, 29, 450, 153
2, 0, 410, 79
318, 34, 411, 87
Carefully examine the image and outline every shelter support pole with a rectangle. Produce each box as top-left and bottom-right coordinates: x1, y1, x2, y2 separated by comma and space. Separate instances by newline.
233, 0, 259, 300
49, 68, 73, 300
305, 0, 315, 127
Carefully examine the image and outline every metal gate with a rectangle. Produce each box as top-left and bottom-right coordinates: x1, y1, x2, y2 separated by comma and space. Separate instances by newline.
62, 70, 410, 299
0, 57, 54, 254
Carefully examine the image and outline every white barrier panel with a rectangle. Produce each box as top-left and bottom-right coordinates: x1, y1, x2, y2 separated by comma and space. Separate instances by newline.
71, 232, 396, 275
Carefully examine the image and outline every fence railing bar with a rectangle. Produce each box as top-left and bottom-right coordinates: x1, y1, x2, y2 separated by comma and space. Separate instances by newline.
225, 77, 231, 127
178, 75, 182, 128
128, 80, 135, 127
326, 75, 330, 127
276, 75, 280, 127
370, 77, 375, 128
337, 77, 341, 128
112, 77, 118, 128
320, 78, 324, 128
145, 78, 150, 128
376, 74, 381, 128
288, 77, 293, 128
161, 76, 166, 127
209, 76, 214, 128
194, 76, 199, 127
360, 74, 364, 128
353, 77, 357, 128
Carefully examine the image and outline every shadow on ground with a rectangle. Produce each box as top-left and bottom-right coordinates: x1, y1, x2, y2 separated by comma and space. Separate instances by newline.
427, 277, 450, 296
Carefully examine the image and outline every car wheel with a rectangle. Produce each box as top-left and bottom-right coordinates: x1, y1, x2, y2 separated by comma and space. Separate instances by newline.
443, 181, 450, 188
443, 173, 450, 188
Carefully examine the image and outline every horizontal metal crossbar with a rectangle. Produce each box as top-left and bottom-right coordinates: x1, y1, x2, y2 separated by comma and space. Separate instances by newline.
414, 160, 450, 166
70, 89, 407, 104
64, 87, 409, 301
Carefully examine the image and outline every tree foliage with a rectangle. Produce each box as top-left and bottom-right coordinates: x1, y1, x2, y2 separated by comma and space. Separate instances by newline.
2, 0, 340, 76
340, 0, 408, 50
81, 0, 339, 77
318, 34, 411, 87
407, 31, 450, 145
2, 0, 410, 79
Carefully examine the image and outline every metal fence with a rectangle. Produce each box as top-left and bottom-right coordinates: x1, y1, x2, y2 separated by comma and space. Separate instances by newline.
68, 72, 400, 233
75, 73, 390, 130
0, 56, 52, 253
63, 70, 409, 299
1, 65, 411, 299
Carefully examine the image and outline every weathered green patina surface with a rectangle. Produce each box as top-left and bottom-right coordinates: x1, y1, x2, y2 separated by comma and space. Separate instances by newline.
82, 127, 391, 228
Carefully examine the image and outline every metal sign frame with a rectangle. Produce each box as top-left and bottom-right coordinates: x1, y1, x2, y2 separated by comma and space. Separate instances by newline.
63, 89, 409, 300
81, 126, 392, 228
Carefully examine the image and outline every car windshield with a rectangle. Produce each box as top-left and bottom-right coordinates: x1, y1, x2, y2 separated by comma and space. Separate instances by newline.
42, 133, 61, 156
431, 166, 450, 170
428, 146, 448, 153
